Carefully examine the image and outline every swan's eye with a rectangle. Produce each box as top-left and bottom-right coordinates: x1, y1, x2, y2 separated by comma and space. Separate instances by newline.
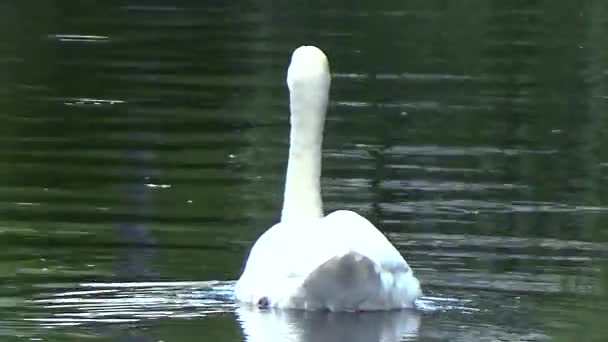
257, 296, 270, 309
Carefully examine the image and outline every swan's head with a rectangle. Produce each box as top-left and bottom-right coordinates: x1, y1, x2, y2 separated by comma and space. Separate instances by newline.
285, 45, 331, 148
287, 45, 330, 91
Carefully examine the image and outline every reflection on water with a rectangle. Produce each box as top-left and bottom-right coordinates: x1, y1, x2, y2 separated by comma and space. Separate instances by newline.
1, 0, 608, 341
237, 305, 420, 342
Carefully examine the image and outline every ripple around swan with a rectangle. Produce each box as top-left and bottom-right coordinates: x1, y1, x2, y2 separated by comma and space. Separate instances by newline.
18, 279, 482, 341
390, 231, 605, 298
16, 273, 564, 342
25, 281, 235, 327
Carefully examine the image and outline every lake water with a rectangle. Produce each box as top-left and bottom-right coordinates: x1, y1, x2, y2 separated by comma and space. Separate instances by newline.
1, 1, 607, 341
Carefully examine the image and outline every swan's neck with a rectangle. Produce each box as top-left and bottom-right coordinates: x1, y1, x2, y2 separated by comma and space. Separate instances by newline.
281, 46, 330, 222
281, 95, 326, 221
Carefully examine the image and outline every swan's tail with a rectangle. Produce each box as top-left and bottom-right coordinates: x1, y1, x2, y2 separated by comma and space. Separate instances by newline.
294, 252, 384, 310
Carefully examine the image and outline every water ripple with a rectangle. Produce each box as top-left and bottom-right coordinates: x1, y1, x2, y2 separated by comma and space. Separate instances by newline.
27, 281, 235, 327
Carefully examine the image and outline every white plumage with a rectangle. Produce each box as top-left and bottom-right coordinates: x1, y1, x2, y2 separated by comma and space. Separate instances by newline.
234, 46, 422, 311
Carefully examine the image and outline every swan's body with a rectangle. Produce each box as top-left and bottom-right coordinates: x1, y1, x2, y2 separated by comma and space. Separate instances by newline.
234, 46, 421, 311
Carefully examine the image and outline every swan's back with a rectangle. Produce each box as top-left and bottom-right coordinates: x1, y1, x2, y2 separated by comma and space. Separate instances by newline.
235, 210, 421, 310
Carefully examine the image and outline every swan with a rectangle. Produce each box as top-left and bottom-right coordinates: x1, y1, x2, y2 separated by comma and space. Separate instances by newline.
234, 45, 422, 311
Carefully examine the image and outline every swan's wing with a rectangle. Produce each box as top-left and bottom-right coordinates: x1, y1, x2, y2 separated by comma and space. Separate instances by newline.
235, 220, 326, 305
321, 210, 409, 269
235, 222, 294, 303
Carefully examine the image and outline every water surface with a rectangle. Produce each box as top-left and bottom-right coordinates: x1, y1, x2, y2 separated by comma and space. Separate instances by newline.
1, 1, 607, 341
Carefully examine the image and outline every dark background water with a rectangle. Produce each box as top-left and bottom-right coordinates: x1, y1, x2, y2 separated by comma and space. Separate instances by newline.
1, 1, 607, 341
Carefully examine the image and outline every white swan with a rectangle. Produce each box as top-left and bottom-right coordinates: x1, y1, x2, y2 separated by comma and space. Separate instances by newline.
234, 45, 422, 311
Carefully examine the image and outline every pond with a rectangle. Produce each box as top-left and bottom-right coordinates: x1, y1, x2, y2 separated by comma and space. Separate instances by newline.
1, 1, 607, 341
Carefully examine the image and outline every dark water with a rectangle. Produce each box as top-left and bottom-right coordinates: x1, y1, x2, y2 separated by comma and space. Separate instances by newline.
1, 1, 608, 341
